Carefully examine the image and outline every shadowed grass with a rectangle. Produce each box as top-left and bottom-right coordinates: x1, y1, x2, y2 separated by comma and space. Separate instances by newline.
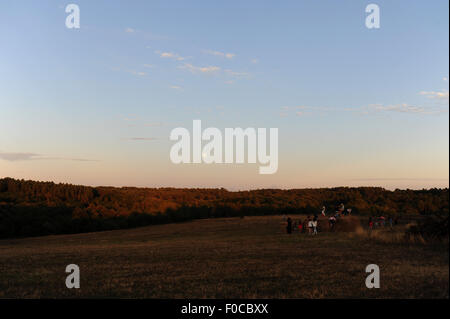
0, 216, 448, 298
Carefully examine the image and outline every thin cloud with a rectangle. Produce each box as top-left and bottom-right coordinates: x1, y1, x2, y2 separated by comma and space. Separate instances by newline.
224, 69, 249, 77
368, 103, 440, 114
350, 103, 446, 115
0, 151, 41, 161
122, 26, 169, 39
370, 103, 426, 113
0, 151, 99, 162
204, 50, 235, 59
419, 90, 449, 102
112, 67, 147, 77
156, 51, 187, 61
178, 63, 220, 74
280, 105, 332, 117
279, 103, 446, 118
130, 71, 147, 76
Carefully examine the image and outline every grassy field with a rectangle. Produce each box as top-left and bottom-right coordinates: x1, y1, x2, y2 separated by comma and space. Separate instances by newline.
0, 215, 448, 298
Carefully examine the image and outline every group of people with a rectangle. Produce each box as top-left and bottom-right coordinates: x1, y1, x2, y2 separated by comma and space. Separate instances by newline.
284, 203, 352, 235
286, 215, 319, 235
284, 204, 400, 235
368, 215, 398, 230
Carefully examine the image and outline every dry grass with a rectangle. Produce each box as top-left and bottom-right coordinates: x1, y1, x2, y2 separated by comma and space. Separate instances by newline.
0, 215, 448, 298
351, 223, 449, 245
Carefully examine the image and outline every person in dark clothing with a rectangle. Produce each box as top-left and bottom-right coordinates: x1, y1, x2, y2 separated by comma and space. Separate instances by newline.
302, 218, 308, 233
286, 217, 292, 234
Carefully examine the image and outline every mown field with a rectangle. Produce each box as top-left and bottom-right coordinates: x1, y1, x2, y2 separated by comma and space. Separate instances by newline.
0, 215, 448, 298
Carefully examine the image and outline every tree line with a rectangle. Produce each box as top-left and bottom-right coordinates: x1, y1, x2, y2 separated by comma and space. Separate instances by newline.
0, 177, 448, 238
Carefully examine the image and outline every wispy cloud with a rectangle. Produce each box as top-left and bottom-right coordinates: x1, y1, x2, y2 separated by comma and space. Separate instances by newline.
224, 69, 249, 77
0, 151, 41, 161
419, 90, 449, 102
170, 85, 183, 90
178, 63, 220, 74
129, 70, 147, 76
204, 50, 235, 59
0, 151, 99, 162
111, 67, 147, 77
155, 50, 187, 61
350, 103, 446, 115
125, 27, 135, 33
280, 103, 446, 118
368, 103, 431, 114
280, 105, 332, 117
178, 63, 249, 79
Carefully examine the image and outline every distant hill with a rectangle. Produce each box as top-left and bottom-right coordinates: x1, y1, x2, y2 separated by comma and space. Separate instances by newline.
0, 177, 448, 238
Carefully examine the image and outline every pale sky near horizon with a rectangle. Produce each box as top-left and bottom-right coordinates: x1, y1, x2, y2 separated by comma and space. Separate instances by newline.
0, 0, 449, 190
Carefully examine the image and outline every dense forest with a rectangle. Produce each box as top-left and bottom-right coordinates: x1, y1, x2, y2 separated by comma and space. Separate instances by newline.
0, 177, 448, 238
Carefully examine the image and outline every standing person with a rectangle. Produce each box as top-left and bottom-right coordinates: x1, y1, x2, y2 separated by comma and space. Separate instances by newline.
302, 218, 308, 233
286, 217, 292, 234
306, 216, 313, 235
368, 216, 374, 232
312, 216, 318, 235
388, 216, 393, 228
339, 203, 345, 215
308, 219, 314, 235
321, 206, 326, 217
298, 219, 303, 233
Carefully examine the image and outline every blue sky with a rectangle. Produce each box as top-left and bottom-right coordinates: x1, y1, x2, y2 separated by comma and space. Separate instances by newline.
0, 0, 448, 189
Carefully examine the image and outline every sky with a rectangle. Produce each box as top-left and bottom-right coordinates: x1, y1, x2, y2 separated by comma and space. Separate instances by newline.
0, 0, 448, 190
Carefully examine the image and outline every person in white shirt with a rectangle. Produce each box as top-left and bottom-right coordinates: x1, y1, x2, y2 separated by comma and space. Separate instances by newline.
308, 220, 314, 235
312, 220, 318, 235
